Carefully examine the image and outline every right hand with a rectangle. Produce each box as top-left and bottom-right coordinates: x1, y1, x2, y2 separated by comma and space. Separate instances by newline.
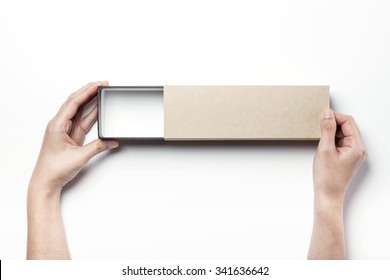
313, 109, 367, 204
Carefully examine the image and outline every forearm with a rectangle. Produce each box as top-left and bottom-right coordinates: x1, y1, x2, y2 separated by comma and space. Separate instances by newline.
27, 184, 70, 260
307, 196, 346, 260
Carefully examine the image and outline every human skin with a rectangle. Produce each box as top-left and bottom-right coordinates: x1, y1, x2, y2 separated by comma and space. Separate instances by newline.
307, 109, 367, 259
27, 81, 119, 259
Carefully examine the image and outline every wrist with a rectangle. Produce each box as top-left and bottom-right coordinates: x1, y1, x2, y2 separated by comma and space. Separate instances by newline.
27, 183, 62, 224
28, 179, 62, 202
314, 194, 344, 216
313, 183, 347, 208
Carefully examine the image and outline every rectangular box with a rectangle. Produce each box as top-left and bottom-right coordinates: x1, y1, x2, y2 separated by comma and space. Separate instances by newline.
98, 86, 329, 140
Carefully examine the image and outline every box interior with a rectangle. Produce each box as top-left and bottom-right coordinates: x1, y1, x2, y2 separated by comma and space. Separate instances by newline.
99, 87, 164, 138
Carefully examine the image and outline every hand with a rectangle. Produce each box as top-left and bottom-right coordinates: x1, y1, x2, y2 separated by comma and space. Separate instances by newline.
29, 81, 119, 194
27, 81, 118, 259
313, 109, 367, 205
308, 109, 367, 259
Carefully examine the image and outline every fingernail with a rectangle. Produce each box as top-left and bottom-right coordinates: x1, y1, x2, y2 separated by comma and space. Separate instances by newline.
323, 109, 333, 119
107, 141, 119, 149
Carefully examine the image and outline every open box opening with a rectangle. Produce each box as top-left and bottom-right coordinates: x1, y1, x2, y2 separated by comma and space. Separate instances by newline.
98, 87, 164, 139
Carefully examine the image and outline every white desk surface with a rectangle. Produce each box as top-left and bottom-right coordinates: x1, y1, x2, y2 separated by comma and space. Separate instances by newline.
0, 0, 389, 259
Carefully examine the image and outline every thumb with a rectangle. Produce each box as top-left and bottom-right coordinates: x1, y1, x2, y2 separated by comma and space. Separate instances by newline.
318, 109, 337, 152
81, 139, 119, 162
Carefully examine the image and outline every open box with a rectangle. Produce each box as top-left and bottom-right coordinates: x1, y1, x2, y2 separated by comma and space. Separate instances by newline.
97, 86, 329, 140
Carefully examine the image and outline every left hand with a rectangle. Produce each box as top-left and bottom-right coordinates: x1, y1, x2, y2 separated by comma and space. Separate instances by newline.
29, 81, 119, 194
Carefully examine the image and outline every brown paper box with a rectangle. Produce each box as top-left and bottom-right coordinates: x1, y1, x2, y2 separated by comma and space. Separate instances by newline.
98, 86, 329, 140
164, 86, 329, 140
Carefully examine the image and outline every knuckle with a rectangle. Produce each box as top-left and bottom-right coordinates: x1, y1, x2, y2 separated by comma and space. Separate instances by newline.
67, 96, 75, 104
66, 95, 74, 102
353, 145, 367, 160
94, 141, 106, 153
67, 95, 80, 107
344, 137, 354, 146
46, 118, 58, 133
345, 115, 355, 122
359, 146, 368, 159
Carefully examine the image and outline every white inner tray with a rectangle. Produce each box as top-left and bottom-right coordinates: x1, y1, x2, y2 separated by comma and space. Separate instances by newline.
99, 87, 164, 138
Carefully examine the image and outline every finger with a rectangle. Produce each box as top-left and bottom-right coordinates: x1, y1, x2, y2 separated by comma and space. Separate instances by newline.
70, 102, 98, 145
68, 102, 86, 144
80, 139, 119, 163
80, 103, 98, 134
57, 81, 108, 122
318, 109, 337, 153
68, 80, 108, 99
58, 82, 95, 121
334, 112, 361, 139
69, 103, 86, 140
336, 135, 354, 148
65, 120, 73, 134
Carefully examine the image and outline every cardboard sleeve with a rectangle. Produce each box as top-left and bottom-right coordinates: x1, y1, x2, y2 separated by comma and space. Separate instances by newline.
164, 86, 329, 140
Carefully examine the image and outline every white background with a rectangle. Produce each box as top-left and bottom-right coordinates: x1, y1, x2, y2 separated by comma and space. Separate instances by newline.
0, 0, 389, 260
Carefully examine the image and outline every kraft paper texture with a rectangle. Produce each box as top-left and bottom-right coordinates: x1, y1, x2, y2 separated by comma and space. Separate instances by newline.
164, 86, 329, 140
